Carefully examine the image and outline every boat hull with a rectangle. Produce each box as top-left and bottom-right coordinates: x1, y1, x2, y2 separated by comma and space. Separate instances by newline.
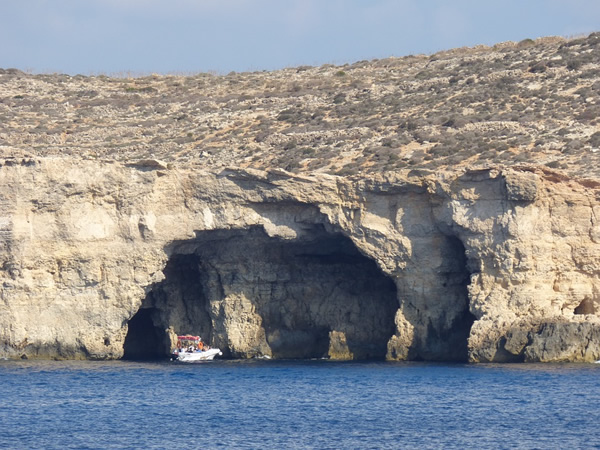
173, 348, 222, 362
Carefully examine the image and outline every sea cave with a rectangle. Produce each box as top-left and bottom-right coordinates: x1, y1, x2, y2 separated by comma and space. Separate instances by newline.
123, 225, 399, 360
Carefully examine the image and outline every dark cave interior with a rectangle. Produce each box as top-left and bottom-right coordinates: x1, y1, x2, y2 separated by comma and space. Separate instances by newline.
123, 226, 399, 360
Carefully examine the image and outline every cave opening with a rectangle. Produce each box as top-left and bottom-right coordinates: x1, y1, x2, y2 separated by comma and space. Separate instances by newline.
574, 297, 595, 315
122, 308, 169, 360
445, 235, 476, 362
122, 252, 213, 361
449, 236, 476, 361
122, 226, 399, 361
417, 235, 475, 362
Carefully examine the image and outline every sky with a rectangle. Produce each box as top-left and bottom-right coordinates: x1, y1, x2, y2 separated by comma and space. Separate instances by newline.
1, 0, 599, 75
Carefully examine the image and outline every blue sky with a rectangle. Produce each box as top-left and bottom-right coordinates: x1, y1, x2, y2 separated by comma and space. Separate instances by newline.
1, 0, 599, 75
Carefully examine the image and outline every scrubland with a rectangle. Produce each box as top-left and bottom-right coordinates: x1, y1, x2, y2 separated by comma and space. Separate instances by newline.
0, 33, 599, 178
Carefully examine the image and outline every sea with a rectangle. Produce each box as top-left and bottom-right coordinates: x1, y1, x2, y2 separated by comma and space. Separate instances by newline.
1, 359, 599, 449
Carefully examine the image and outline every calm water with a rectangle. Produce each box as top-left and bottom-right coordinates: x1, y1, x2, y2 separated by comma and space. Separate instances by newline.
1, 360, 599, 449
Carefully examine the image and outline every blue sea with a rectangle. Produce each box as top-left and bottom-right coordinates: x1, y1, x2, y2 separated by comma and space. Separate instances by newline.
1, 360, 599, 449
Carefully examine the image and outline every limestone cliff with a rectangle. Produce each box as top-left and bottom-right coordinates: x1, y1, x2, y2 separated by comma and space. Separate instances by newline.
1, 157, 599, 362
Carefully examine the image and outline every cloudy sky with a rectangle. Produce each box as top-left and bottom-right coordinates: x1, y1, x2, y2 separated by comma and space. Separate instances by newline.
1, 0, 599, 75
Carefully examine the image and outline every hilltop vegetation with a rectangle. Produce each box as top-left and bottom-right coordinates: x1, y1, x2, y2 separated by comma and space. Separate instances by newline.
0, 33, 599, 178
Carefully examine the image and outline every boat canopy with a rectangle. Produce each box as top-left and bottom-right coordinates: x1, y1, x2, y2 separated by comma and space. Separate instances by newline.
177, 335, 201, 341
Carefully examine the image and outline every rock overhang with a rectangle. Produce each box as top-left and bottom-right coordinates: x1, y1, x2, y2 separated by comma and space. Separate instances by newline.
126, 225, 400, 360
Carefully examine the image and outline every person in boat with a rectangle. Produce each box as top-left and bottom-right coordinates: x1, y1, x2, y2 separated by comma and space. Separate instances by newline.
171, 344, 181, 360
172, 344, 180, 355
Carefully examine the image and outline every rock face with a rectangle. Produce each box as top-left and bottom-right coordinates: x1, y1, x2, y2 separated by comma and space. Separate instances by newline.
1, 158, 600, 362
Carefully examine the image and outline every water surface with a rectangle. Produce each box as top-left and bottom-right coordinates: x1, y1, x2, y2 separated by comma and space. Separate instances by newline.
1, 360, 599, 449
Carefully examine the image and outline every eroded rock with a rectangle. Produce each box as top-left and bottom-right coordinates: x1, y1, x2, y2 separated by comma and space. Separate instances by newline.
1, 160, 599, 362
524, 321, 600, 363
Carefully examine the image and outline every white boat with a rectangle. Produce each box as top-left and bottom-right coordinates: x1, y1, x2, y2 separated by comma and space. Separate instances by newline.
171, 335, 222, 362
173, 348, 223, 362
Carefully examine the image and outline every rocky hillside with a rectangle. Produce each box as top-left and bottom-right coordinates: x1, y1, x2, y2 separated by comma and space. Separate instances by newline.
1, 33, 599, 178
1, 33, 600, 363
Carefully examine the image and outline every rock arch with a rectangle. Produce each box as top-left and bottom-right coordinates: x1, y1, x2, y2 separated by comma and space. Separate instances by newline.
123, 225, 399, 360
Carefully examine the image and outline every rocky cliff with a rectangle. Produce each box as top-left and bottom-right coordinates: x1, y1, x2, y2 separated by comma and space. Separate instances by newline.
1, 157, 599, 362
1, 33, 599, 362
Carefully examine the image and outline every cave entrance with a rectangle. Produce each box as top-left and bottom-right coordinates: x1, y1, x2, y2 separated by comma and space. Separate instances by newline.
406, 235, 475, 362
122, 252, 213, 361
122, 308, 169, 360
575, 298, 595, 315
438, 236, 476, 362
123, 226, 399, 360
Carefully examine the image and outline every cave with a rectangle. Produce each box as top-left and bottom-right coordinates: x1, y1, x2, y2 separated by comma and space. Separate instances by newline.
122, 308, 169, 360
574, 297, 595, 315
439, 236, 476, 362
122, 226, 399, 360
408, 235, 475, 362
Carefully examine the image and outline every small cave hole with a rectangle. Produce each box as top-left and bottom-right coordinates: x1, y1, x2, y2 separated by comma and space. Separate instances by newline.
448, 236, 476, 362
574, 298, 595, 315
123, 252, 214, 360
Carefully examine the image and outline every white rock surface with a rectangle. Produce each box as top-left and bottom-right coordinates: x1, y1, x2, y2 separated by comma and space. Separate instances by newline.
1, 158, 599, 362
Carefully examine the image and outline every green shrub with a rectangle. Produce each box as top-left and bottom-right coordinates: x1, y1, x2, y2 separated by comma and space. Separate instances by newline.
528, 61, 547, 73
283, 139, 297, 150
517, 38, 535, 49
333, 93, 346, 104
589, 132, 600, 148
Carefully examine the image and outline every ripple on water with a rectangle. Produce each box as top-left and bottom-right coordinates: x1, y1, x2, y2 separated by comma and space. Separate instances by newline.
0, 360, 599, 448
